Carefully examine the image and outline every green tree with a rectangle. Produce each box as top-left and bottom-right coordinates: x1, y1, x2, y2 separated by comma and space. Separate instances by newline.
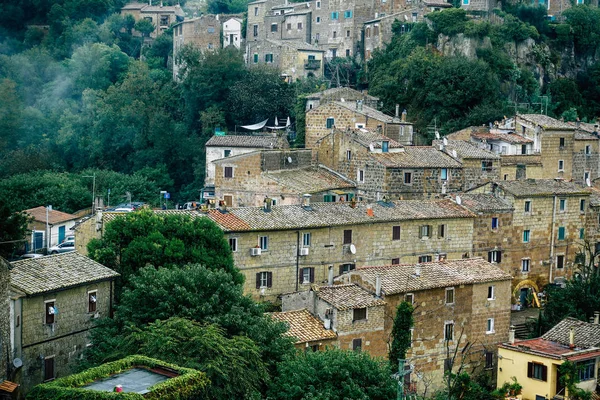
134, 18, 155, 37
0, 78, 23, 152
426, 8, 469, 36
87, 209, 242, 290
563, 5, 600, 54
558, 361, 592, 400
389, 301, 414, 368
85, 318, 268, 399
0, 204, 29, 259
206, 0, 248, 14
268, 348, 397, 400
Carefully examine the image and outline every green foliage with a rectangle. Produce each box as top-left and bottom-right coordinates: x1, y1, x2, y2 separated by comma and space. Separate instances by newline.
563, 5, 600, 54
87, 209, 241, 289
558, 361, 592, 400
389, 301, 414, 367
268, 348, 397, 400
437, 372, 520, 400
548, 77, 583, 117
207, 0, 249, 14
493, 377, 522, 398
426, 8, 469, 37
27, 355, 208, 400
134, 19, 155, 37
493, 12, 540, 43
0, 204, 29, 259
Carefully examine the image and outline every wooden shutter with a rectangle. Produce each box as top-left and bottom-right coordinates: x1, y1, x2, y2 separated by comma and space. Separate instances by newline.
497, 251, 502, 263
45, 302, 54, 324
267, 272, 273, 288
527, 362, 533, 378
343, 230, 352, 244
488, 252, 492, 263
309, 268, 315, 283
44, 358, 54, 381
392, 226, 401, 240
256, 273, 261, 289
541, 364, 547, 381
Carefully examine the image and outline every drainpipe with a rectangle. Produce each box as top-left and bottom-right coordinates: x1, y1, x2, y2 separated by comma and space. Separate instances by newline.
549, 195, 557, 284
296, 231, 300, 291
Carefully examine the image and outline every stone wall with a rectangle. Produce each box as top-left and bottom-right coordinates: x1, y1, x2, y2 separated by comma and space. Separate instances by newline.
73, 215, 103, 255
500, 161, 544, 181
385, 167, 464, 200
230, 215, 474, 300
572, 139, 599, 184
540, 131, 574, 180
206, 146, 265, 186
462, 158, 500, 191
18, 280, 114, 392
0, 258, 9, 381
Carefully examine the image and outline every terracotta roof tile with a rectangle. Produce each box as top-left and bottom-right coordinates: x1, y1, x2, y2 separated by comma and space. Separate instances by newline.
10, 252, 119, 296
500, 155, 542, 166
315, 284, 386, 310
264, 167, 354, 193
333, 101, 395, 123
305, 87, 379, 101
471, 131, 533, 144
350, 258, 511, 295
24, 206, 77, 224
518, 114, 574, 130
495, 179, 590, 197
270, 309, 337, 343
453, 193, 513, 213
205, 135, 286, 148
542, 317, 600, 349
209, 199, 474, 232
432, 140, 499, 160
207, 210, 251, 231
371, 147, 462, 168
0, 381, 18, 393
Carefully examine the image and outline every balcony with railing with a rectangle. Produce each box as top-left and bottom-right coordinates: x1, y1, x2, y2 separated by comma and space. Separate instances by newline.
304, 59, 321, 70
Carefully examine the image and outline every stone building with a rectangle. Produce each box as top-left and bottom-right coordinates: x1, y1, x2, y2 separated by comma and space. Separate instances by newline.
281, 283, 387, 354
223, 17, 243, 48
305, 101, 413, 150
9, 253, 119, 393
247, 39, 325, 81
206, 198, 475, 300
0, 258, 13, 393
213, 149, 356, 207
23, 206, 78, 253
339, 258, 512, 394
317, 130, 463, 200
469, 179, 590, 299
270, 308, 337, 351
205, 134, 289, 187
120, 2, 184, 38
363, 10, 419, 60
304, 86, 379, 111
172, 15, 221, 79
432, 139, 500, 190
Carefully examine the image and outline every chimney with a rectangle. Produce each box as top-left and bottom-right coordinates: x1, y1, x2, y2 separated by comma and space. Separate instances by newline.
401, 109, 407, 122
414, 264, 421, 277
375, 274, 381, 297
395, 104, 400, 119
160, 0, 163, 6
263, 196, 272, 212
328, 266, 334, 285
509, 325, 515, 344
366, 206, 374, 217
302, 194, 312, 209
595, 311, 599, 324
569, 326, 575, 349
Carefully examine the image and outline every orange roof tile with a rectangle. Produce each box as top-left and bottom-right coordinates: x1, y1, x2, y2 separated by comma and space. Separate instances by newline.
207, 210, 251, 231
24, 206, 77, 224
270, 309, 337, 343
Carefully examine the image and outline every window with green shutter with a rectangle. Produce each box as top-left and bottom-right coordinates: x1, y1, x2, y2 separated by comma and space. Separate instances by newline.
558, 227, 565, 241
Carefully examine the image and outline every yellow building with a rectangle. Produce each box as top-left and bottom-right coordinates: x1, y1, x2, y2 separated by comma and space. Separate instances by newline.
498, 317, 600, 400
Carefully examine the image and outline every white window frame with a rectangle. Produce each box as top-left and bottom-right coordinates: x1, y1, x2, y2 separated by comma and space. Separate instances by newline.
44, 299, 57, 325
559, 198, 566, 212
405, 293, 414, 304
229, 237, 238, 252
486, 318, 495, 334
88, 290, 97, 313
346, 149, 351, 160
445, 287, 455, 305
489, 250, 501, 263
444, 321, 454, 341
259, 236, 269, 251
259, 271, 269, 288
420, 225, 431, 239
357, 169, 365, 183
522, 258, 531, 272
558, 159, 564, 172
302, 268, 311, 284
487, 285, 495, 300
224, 166, 234, 178
524, 200, 532, 213
440, 168, 448, 181
302, 232, 311, 247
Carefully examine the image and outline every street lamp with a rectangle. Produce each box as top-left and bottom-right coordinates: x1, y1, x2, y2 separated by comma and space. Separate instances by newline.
83, 174, 96, 214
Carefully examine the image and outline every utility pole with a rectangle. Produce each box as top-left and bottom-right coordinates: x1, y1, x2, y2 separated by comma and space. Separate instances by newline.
46, 205, 52, 250
83, 174, 96, 214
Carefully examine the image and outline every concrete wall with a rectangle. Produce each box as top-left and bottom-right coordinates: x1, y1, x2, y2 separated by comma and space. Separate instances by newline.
16, 280, 114, 393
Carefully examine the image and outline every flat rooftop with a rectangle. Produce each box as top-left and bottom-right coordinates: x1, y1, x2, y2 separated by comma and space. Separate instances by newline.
84, 368, 171, 394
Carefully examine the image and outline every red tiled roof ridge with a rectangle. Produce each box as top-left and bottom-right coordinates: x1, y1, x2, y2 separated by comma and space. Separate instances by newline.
357, 257, 486, 270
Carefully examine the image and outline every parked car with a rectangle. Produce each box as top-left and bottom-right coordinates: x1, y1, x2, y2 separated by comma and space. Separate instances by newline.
48, 241, 75, 254
62, 235, 75, 243
16, 253, 44, 261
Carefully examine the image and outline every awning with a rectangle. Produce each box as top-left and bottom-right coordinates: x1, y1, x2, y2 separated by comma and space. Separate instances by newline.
240, 119, 269, 131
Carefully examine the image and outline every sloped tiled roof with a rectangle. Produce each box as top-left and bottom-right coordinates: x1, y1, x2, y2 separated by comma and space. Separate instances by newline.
208, 200, 474, 232
471, 131, 533, 144
453, 193, 513, 213
574, 130, 598, 140
24, 206, 78, 224
207, 209, 251, 231
305, 87, 378, 101
351, 129, 403, 149
518, 114, 574, 130
500, 155, 542, 166
101, 210, 205, 224
270, 309, 337, 343
352, 258, 511, 295
371, 147, 462, 168
205, 135, 284, 148
333, 101, 394, 123
316, 284, 386, 310
432, 140, 499, 160
264, 168, 354, 193
495, 179, 590, 197
10, 252, 119, 296
569, 121, 599, 134
542, 317, 600, 349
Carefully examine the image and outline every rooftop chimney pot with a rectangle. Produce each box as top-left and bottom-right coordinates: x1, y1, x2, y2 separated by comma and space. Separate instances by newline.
375, 274, 381, 297
595, 311, 599, 324
509, 325, 515, 344
569, 326, 575, 349
328, 266, 334, 285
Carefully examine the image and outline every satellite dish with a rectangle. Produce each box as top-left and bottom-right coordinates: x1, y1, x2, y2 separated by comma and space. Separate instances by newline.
369, 144, 375, 152
349, 244, 356, 254
443, 137, 448, 145
13, 358, 22, 368
287, 157, 293, 163
435, 131, 440, 140
456, 195, 462, 205
587, 178, 591, 187
340, 98, 345, 102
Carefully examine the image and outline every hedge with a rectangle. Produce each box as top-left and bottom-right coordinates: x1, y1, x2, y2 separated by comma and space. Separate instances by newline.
26, 355, 209, 400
